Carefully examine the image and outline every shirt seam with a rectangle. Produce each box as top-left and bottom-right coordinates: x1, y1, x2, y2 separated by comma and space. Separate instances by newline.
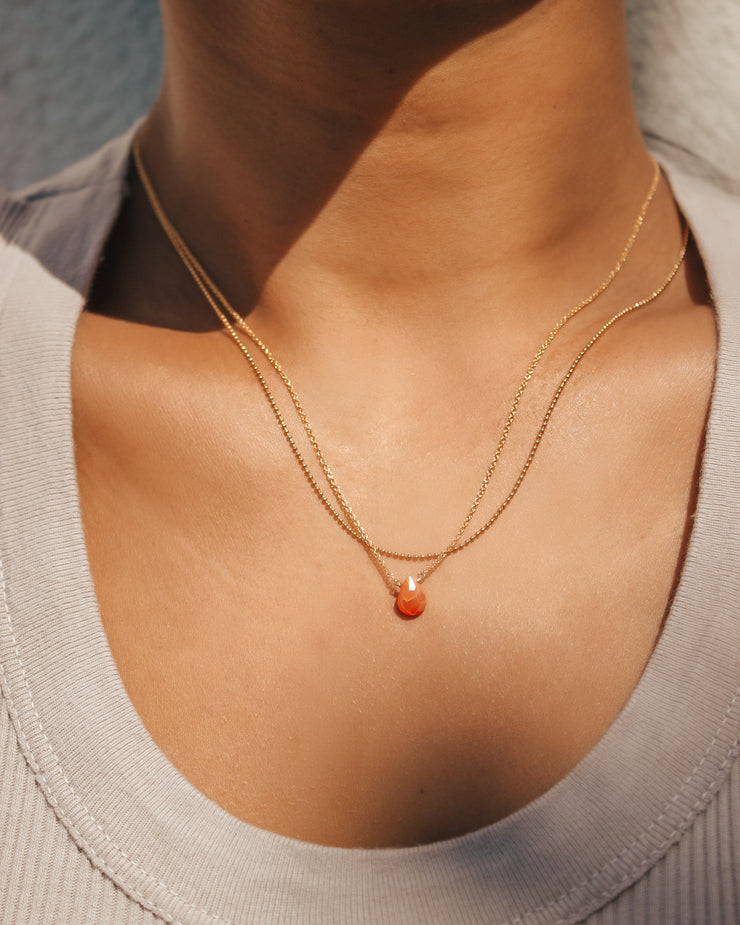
20, 176, 129, 203
1, 543, 739, 925
0, 553, 226, 925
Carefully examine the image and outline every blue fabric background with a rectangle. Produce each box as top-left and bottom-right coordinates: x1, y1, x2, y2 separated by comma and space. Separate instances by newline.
0, 0, 162, 189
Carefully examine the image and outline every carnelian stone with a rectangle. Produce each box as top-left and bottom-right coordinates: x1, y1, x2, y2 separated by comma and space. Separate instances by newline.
397, 576, 427, 618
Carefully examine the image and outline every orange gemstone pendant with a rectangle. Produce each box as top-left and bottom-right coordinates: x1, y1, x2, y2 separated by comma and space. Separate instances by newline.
396, 576, 427, 618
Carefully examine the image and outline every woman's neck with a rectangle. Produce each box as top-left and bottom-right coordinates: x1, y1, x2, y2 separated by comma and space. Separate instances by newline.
138, 0, 659, 341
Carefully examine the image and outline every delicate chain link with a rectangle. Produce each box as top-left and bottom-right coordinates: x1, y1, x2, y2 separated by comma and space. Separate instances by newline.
132, 137, 685, 593
417, 229, 689, 583
132, 137, 656, 555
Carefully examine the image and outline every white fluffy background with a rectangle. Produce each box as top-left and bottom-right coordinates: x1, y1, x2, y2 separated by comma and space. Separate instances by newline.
0, 0, 738, 192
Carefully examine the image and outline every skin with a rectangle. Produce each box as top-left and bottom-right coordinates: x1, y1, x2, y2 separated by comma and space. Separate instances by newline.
74, 0, 717, 847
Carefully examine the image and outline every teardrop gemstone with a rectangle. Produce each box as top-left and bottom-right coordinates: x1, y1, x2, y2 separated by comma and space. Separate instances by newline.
397, 576, 427, 618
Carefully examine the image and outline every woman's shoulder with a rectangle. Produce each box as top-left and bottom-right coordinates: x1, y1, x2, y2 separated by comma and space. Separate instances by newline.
659, 155, 740, 272
0, 130, 134, 504
0, 126, 135, 309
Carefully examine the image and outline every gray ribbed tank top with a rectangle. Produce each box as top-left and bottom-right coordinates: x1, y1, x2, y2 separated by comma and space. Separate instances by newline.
0, 127, 739, 924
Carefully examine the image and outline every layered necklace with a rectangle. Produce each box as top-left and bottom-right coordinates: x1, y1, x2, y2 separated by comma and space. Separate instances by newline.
132, 137, 689, 618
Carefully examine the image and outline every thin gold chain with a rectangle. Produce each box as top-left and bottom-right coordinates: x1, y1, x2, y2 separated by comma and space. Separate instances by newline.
237, 243, 688, 594
133, 136, 658, 562
132, 137, 686, 593
417, 229, 689, 584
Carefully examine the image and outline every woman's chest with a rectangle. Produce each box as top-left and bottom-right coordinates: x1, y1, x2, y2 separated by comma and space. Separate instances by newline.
71, 300, 717, 849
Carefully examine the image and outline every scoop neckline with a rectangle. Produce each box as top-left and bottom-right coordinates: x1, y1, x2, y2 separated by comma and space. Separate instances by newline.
1, 130, 740, 925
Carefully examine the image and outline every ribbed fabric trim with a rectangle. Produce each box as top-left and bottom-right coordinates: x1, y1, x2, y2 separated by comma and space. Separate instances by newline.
0, 128, 739, 925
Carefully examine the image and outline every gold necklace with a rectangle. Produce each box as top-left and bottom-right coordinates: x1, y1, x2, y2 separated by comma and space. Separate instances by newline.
132, 138, 687, 617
